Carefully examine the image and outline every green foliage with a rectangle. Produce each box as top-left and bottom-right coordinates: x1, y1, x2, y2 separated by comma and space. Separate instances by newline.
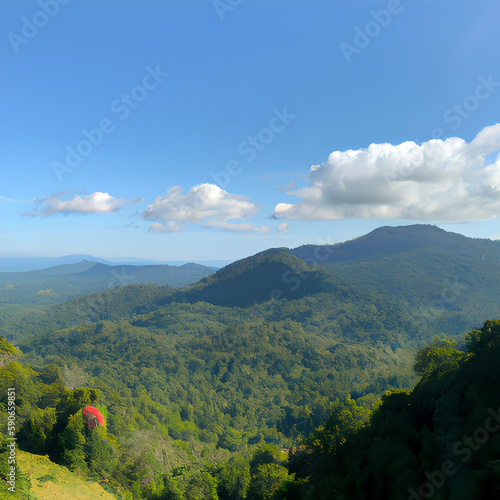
0, 335, 16, 356
248, 463, 292, 500
0, 261, 213, 311
465, 319, 500, 354
84, 426, 114, 473
59, 413, 87, 471
18, 407, 56, 453
182, 250, 332, 307
246, 445, 291, 500
56, 387, 100, 422
217, 455, 251, 500
414, 338, 464, 378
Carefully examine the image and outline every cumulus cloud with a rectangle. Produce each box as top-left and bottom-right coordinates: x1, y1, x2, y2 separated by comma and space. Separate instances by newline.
143, 183, 268, 233
273, 123, 500, 223
24, 192, 142, 217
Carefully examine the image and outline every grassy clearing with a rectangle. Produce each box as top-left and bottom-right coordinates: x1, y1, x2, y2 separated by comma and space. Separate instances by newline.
10, 450, 117, 499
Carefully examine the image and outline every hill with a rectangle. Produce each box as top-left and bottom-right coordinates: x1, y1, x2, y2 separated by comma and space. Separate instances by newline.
180, 249, 335, 307
0, 254, 114, 272
0, 254, 228, 272
290, 224, 480, 263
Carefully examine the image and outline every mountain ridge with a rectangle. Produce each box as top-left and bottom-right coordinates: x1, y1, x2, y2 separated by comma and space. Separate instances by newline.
289, 224, 495, 264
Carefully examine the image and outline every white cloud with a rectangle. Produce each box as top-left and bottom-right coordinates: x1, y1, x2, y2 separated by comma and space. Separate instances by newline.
277, 222, 289, 233
143, 183, 268, 233
273, 123, 500, 223
25, 192, 142, 216
148, 221, 183, 233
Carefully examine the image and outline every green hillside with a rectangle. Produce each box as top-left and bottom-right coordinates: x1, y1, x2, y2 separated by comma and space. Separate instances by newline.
7, 450, 117, 499
181, 249, 334, 307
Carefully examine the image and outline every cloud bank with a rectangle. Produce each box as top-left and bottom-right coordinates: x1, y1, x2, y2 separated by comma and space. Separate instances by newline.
25, 192, 142, 216
273, 123, 500, 223
143, 183, 268, 233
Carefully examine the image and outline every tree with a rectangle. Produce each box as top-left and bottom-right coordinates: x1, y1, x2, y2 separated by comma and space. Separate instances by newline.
414, 339, 463, 379
465, 319, 500, 354
217, 455, 251, 500
248, 463, 293, 500
56, 387, 100, 429
58, 413, 86, 471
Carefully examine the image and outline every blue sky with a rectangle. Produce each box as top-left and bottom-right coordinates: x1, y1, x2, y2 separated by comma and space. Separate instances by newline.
1, 0, 500, 262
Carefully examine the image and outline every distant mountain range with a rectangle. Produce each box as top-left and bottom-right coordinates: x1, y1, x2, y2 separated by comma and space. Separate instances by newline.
0, 254, 228, 272
4, 225, 500, 332
0, 260, 216, 307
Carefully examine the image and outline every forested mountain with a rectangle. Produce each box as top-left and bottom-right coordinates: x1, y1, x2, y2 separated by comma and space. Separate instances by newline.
289, 224, 500, 335
2, 225, 500, 498
180, 250, 334, 307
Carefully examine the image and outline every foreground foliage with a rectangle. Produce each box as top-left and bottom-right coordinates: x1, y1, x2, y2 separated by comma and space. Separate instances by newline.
285, 320, 500, 499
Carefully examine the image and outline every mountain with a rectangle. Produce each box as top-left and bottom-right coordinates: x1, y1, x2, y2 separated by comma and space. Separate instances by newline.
0, 254, 113, 272
180, 249, 335, 307
288, 224, 500, 335
0, 260, 215, 309
12, 224, 500, 339
75, 261, 215, 287
290, 224, 498, 264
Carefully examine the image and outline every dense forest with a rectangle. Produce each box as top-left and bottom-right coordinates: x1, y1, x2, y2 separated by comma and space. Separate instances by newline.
2, 320, 500, 498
